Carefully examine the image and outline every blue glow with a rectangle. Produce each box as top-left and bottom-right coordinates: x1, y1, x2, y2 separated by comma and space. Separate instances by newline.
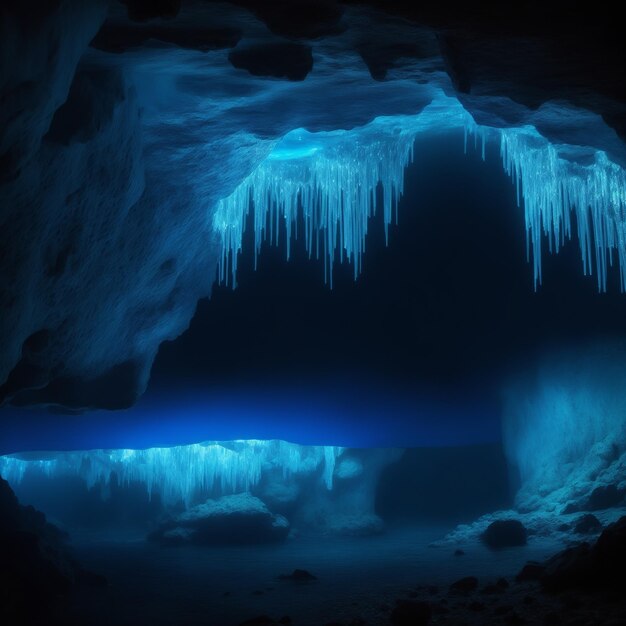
268, 129, 323, 161
0, 439, 343, 506
0, 382, 500, 455
503, 343, 626, 512
212, 94, 626, 290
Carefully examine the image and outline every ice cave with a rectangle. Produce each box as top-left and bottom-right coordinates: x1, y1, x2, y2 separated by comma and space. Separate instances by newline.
1, 2, 626, 625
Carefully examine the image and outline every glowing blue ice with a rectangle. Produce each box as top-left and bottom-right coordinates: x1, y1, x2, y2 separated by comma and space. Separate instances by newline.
213, 94, 626, 290
503, 343, 626, 512
214, 96, 472, 286
0, 440, 344, 506
500, 129, 626, 290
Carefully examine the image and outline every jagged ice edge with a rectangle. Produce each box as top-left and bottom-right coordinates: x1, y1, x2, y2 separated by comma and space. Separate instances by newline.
0, 440, 344, 507
213, 95, 626, 290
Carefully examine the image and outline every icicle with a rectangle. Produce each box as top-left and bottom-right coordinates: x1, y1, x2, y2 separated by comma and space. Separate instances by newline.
499, 130, 626, 291
0, 441, 345, 507
213, 116, 423, 286
212, 93, 626, 293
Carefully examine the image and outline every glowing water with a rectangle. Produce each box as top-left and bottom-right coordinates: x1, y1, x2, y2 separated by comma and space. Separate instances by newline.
213, 94, 626, 290
0, 440, 344, 506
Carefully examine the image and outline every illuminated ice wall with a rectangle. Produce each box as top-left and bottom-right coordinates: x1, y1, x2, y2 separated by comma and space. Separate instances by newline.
503, 343, 626, 513
0, 440, 344, 507
213, 94, 626, 291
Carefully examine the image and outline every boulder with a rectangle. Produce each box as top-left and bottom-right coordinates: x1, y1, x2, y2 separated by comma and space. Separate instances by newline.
573, 513, 602, 534
278, 569, 317, 582
585, 485, 626, 511
449, 576, 478, 594
541, 516, 626, 592
481, 519, 527, 549
148, 493, 289, 546
541, 543, 593, 592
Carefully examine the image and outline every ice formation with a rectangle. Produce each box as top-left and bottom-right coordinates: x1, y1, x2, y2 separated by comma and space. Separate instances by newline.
0, 440, 344, 506
502, 343, 626, 512
213, 94, 626, 291
500, 130, 626, 290
214, 96, 475, 286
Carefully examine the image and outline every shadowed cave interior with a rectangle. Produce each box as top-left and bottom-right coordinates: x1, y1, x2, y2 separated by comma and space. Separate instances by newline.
1, 2, 626, 625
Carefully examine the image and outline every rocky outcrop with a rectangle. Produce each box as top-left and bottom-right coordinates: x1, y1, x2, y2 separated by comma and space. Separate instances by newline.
481, 519, 527, 549
0, 477, 105, 624
539, 515, 626, 592
148, 493, 290, 545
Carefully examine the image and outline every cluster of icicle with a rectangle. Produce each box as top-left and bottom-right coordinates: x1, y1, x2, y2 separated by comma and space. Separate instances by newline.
214, 121, 418, 287
213, 94, 626, 291
500, 129, 626, 290
0, 440, 344, 506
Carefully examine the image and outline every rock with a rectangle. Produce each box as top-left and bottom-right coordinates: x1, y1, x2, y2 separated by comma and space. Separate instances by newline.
469, 601, 486, 611
449, 576, 479, 594
390, 600, 432, 626
541, 543, 593, 592
573, 513, 602, 534
586, 485, 626, 511
453, 548, 465, 556
482, 520, 527, 549
148, 493, 290, 546
160, 527, 194, 544
278, 569, 317, 581
516, 562, 546, 583
0, 477, 101, 624
563, 485, 625, 514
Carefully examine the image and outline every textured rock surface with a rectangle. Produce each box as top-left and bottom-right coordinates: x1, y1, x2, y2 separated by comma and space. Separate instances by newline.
0, 477, 104, 624
148, 492, 290, 545
539, 516, 626, 592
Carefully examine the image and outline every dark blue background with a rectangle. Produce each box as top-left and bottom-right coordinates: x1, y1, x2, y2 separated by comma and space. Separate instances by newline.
2, 129, 625, 453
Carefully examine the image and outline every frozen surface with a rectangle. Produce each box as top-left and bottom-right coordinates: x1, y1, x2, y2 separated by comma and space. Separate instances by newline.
0, 440, 343, 506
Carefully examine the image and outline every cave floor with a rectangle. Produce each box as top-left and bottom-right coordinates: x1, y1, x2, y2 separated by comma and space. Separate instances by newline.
64, 525, 568, 626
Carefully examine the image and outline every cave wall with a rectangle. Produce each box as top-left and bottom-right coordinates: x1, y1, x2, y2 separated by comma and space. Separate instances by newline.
1, 1, 625, 411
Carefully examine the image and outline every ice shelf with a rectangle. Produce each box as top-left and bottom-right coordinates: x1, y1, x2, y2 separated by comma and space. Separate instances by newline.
213, 94, 626, 290
0, 440, 344, 506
